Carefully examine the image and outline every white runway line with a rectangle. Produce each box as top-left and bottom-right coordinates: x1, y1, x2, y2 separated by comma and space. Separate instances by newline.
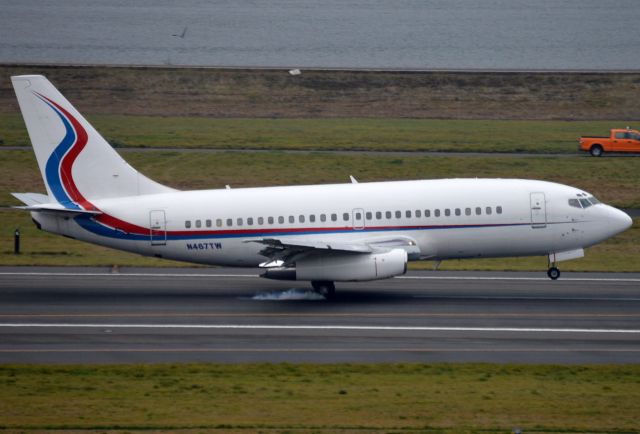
0, 272, 257, 278
2, 271, 640, 282
412, 295, 640, 301
397, 276, 640, 282
1, 323, 639, 334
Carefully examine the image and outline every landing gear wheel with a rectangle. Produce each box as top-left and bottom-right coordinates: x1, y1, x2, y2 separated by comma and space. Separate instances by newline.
547, 267, 560, 280
311, 281, 336, 299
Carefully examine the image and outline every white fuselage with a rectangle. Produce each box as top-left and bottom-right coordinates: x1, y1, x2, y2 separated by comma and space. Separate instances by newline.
32, 178, 630, 267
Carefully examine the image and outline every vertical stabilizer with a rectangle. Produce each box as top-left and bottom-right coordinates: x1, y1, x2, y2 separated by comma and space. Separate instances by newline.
11, 75, 174, 209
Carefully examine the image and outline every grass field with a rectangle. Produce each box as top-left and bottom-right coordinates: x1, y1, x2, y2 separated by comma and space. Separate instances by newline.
1, 363, 639, 433
2, 65, 640, 120
2, 113, 640, 153
1, 150, 638, 270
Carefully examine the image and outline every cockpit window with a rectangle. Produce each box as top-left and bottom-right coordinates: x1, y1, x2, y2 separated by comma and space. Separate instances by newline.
570, 195, 601, 209
579, 198, 592, 208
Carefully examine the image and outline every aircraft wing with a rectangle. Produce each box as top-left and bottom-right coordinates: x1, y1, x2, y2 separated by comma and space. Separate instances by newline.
247, 235, 420, 266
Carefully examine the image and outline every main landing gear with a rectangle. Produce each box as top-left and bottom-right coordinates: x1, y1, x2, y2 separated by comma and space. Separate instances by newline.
311, 280, 336, 299
547, 266, 561, 280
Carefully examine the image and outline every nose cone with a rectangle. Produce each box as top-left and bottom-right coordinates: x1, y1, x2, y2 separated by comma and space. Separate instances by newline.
607, 207, 633, 236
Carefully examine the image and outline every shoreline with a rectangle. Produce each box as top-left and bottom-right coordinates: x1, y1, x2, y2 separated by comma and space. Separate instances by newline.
4, 61, 640, 74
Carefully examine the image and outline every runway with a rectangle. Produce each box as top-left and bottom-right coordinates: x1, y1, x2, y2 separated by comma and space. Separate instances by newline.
1, 267, 639, 364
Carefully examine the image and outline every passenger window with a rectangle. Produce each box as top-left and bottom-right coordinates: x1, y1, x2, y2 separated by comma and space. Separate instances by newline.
465, 208, 471, 216
320, 214, 327, 222
237, 218, 243, 226
216, 219, 222, 227
476, 207, 481, 215
386, 211, 392, 219
247, 217, 253, 225
310, 215, 316, 223
331, 214, 337, 222
195, 220, 202, 228
365, 212, 372, 220
258, 217, 264, 225
268, 217, 274, 224
615, 132, 625, 139
355, 212, 362, 220
206, 219, 212, 228
445, 209, 451, 217
395, 211, 401, 218
289, 216, 295, 224
226, 218, 233, 227
425, 210, 430, 217
299, 215, 305, 223
278, 216, 284, 224
496, 206, 502, 214
434, 209, 440, 217
185, 220, 191, 228
343, 213, 349, 221
486, 207, 492, 215
415, 210, 422, 218
376, 211, 382, 219
455, 209, 461, 216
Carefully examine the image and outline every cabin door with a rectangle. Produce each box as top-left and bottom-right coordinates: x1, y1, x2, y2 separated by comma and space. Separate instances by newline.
530, 192, 547, 229
149, 210, 167, 245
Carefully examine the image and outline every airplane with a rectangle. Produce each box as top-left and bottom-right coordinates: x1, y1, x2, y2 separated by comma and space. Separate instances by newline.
10, 75, 633, 298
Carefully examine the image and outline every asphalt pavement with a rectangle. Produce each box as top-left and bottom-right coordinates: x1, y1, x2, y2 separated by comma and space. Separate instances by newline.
0, 267, 639, 364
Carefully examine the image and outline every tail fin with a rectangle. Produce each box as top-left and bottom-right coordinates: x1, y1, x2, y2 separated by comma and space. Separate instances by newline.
11, 75, 174, 209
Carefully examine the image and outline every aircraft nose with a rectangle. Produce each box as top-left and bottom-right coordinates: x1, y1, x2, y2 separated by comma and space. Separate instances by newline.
607, 207, 633, 235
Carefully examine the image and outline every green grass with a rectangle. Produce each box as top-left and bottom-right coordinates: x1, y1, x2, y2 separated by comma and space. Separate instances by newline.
0, 363, 639, 433
1, 150, 639, 270
3, 150, 639, 206
2, 113, 638, 153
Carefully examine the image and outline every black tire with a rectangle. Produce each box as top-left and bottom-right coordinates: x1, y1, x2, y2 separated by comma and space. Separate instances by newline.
311, 280, 336, 299
589, 145, 603, 157
547, 267, 560, 280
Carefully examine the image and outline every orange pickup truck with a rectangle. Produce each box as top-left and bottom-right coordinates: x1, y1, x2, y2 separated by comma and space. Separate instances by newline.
579, 128, 640, 156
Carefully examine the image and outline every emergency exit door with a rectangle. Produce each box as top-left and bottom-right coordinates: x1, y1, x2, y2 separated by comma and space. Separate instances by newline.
352, 208, 365, 230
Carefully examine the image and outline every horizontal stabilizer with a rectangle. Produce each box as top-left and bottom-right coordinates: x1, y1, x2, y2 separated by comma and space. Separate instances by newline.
11, 192, 50, 206
12, 193, 102, 215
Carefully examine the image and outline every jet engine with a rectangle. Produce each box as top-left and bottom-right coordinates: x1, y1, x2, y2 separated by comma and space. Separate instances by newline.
261, 248, 408, 282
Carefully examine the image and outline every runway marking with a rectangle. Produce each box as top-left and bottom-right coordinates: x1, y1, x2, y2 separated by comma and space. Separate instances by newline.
0, 272, 257, 278
1, 323, 639, 334
1, 348, 640, 353
413, 295, 640, 301
0, 312, 638, 318
2, 271, 640, 282
397, 276, 640, 282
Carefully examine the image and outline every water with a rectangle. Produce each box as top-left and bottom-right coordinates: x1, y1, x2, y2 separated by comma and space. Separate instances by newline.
1, 0, 639, 70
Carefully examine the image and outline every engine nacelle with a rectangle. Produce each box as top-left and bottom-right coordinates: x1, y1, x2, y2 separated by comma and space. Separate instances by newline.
262, 249, 408, 282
